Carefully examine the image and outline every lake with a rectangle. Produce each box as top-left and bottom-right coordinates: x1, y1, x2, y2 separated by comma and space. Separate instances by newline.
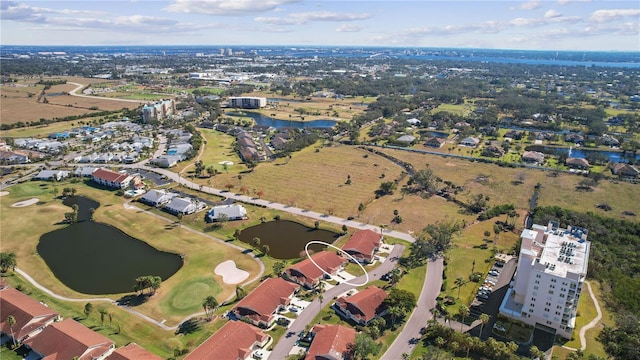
238, 220, 340, 259
227, 111, 337, 129
526, 145, 640, 163
37, 196, 183, 295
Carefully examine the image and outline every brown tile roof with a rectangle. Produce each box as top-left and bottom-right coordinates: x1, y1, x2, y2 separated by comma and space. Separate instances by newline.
612, 163, 639, 176
285, 251, 346, 287
305, 324, 355, 360
24, 318, 114, 360
565, 157, 589, 168
185, 321, 268, 360
342, 229, 382, 261
233, 277, 298, 324
106, 343, 162, 360
336, 286, 387, 324
92, 168, 131, 183
0, 287, 60, 341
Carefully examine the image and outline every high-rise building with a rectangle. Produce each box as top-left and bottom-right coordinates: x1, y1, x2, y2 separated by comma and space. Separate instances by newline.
499, 222, 590, 339
142, 99, 175, 122
227, 97, 266, 109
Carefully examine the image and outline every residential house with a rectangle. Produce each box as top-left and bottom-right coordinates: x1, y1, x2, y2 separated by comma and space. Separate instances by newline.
564, 133, 584, 144
334, 286, 388, 326
33, 170, 70, 181
406, 118, 421, 125
0, 287, 61, 343
91, 168, 133, 189
231, 277, 298, 328
565, 157, 589, 170
522, 151, 545, 164
459, 137, 480, 147
24, 318, 115, 360
305, 324, 355, 360
239, 146, 260, 162
341, 229, 383, 264
139, 189, 174, 207
424, 137, 445, 148
0, 150, 29, 164
74, 167, 98, 177
395, 135, 416, 144
151, 155, 181, 168
163, 197, 199, 215
205, 204, 247, 222
611, 163, 640, 178
601, 135, 620, 147
270, 134, 289, 150
504, 130, 523, 140
105, 343, 162, 360
482, 145, 505, 158
284, 251, 347, 289
185, 320, 268, 360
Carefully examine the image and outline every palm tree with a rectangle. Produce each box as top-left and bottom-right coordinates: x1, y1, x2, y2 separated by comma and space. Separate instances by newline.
389, 305, 405, 328
479, 313, 490, 339
262, 244, 270, 256
444, 311, 453, 329
459, 305, 470, 332
530, 345, 545, 360
0, 252, 17, 272
98, 308, 107, 325
235, 286, 247, 301
454, 276, 465, 299
84, 302, 94, 319
7, 315, 17, 348
450, 341, 459, 356
202, 296, 219, 321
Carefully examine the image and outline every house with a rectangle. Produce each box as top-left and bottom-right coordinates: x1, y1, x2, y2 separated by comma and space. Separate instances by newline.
424, 137, 445, 148
611, 163, 640, 178
91, 168, 133, 189
185, 320, 268, 360
341, 229, 383, 264
23, 318, 115, 360
601, 135, 620, 147
565, 157, 589, 170
284, 251, 347, 289
33, 170, 70, 181
239, 146, 260, 162
305, 324, 355, 360
334, 286, 388, 325
564, 133, 584, 144
139, 189, 174, 207
406, 118, 421, 125
522, 151, 545, 164
504, 130, 523, 140
459, 137, 480, 147
0, 150, 29, 164
270, 134, 289, 150
74, 167, 98, 177
151, 155, 181, 168
0, 287, 60, 343
105, 343, 162, 360
205, 204, 247, 222
482, 145, 505, 158
163, 197, 198, 215
395, 135, 416, 144
231, 277, 299, 328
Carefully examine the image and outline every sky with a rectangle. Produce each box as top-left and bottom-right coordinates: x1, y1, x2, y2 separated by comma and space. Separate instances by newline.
1, 0, 639, 51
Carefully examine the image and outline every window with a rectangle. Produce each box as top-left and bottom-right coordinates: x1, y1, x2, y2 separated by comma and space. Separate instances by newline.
536, 274, 541, 279
544, 308, 550, 312
534, 286, 539, 290
548, 290, 554, 295
551, 279, 557, 283
546, 302, 551, 306
535, 280, 540, 284
560, 293, 565, 298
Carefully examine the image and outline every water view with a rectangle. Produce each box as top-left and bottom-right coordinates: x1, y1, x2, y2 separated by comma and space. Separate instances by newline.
227, 111, 338, 129
239, 220, 340, 259
37, 196, 183, 294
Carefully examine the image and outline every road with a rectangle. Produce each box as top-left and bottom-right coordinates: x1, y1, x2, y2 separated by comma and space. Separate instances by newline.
67, 82, 147, 103
269, 245, 406, 360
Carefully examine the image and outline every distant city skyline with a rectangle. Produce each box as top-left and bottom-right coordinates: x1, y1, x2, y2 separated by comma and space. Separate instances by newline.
1, 0, 639, 51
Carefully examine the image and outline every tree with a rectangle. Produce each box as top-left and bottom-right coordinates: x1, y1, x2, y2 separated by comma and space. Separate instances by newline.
378, 181, 397, 195
262, 244, 270, 256
272, 260, 287, 277
350, 333, 378, 360
252, 237, 261, 249
99, 308, 107, 325
388, 305, 406, 328
478, 313, 490, 338
233, 229, 241, 241
454, 276, 465, 299
0, 252, 17, 272
194, 160, 204, 177
342, 224, 348, 234
384, 288, 416, 314
89, 208, 96, 221
459, 305, 470, 332
530, 345, 545, 360
84, 302, 94, 319
409, 168, 438, 194
225, 183, 234, 192
202, 295, 219, 321
7, 315, 17, 348
358, 202, 365, 216
235, 286, 247, 300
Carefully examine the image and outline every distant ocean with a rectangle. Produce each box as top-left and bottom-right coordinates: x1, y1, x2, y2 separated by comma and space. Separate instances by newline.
2, 45, 639, 68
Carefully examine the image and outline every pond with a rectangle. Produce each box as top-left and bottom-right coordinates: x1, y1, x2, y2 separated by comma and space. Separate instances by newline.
238, 220, 341, 259
227, 111, 337, 129
37, 196, 183, 295
525, 145, 640, 163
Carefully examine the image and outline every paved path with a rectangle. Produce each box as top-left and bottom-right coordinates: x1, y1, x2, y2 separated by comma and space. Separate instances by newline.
269, 245, 406, 360
562, 281, 602, 351
381, 257, 443, 360
67, 82, 147, 103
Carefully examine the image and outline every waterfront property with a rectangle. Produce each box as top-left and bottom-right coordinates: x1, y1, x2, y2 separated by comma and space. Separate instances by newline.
185, 320, 268, 360
334, 286, 388, 326
305, 324, 355, 360
139, 189, 175, 207
231, 277, 299, 328
228, 96, 267, 109
499, 222, 590, 339
91, 168, 133, 189
283, 251, 347, 289
205, 204, 247, 222
341, 229, 383, 264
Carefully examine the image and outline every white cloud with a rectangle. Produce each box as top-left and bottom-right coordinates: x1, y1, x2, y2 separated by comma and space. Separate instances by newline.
509, 14, 580, 27
255, 11, 370, 25
0, 1, 102, 22
590, 9, 640, 23
544, 9, 562, 18
558, 0, 592, 5
520, 1, 542, 10
336, 24, 364, 32
163, 0, 300, 16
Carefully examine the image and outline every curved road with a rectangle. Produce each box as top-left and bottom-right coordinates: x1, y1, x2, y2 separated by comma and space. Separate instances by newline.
561, 281, 602, 352
67, 82, 148, 104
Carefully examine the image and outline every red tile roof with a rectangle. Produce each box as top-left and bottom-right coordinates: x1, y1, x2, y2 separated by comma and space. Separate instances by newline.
185, 321, 268, 360
342, 229, 382, 261
233, 277, 298, 325
336, 286, 387, 324
305, 324, 355, 360
285, 251, 346, 287
106, 343, 162, 360
23, 318, 114, 360
0, 287, 60, 341
92, 168, 131, 183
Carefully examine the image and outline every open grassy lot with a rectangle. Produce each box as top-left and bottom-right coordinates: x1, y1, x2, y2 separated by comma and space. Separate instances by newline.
174, 128, 246, 176
0, 181, 261, 327
0, 115, 112, 138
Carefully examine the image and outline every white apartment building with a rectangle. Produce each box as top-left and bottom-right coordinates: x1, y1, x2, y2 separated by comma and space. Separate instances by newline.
142, 99, 175, 122
499, 222, 590, 339
228, 96, 266, 109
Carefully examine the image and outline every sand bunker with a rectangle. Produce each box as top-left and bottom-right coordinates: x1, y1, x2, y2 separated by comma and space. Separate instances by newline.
11, 198, 39, 207
0, 191, 9, 197
214, 260, 249, 285
218, 160, 234, 166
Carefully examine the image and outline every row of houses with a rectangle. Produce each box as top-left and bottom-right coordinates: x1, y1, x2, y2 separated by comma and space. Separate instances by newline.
150, 130, 193, 167
189, 231, 386, 359
0, 283, 161, 360
138, 189, 210, 215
